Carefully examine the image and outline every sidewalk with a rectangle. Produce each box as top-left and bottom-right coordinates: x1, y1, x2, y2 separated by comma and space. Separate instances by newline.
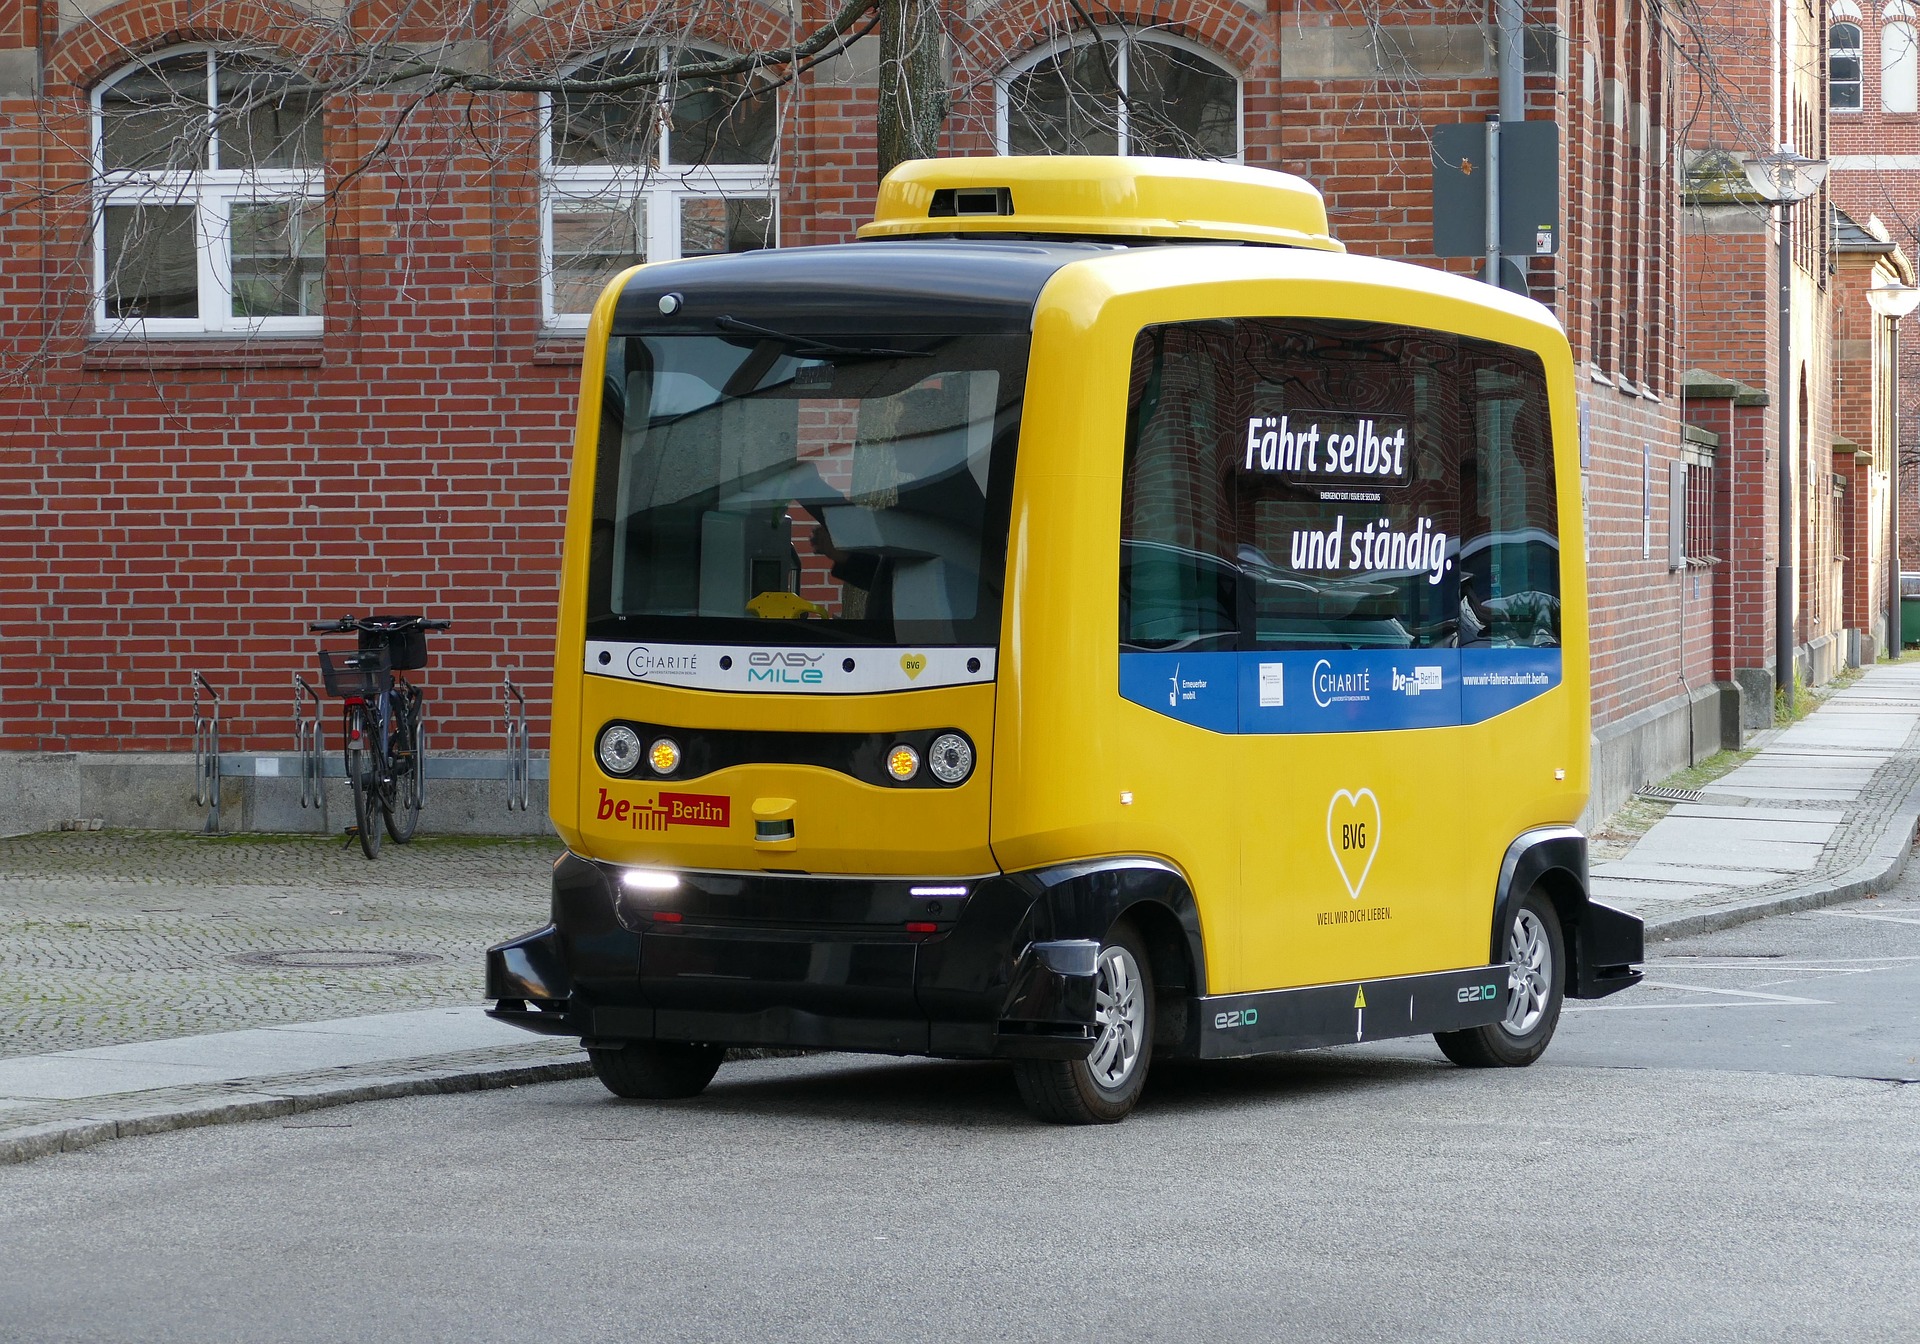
7, 665, 1920, 1165
1591, 660, 1920, 939
0, 832, 590, 1164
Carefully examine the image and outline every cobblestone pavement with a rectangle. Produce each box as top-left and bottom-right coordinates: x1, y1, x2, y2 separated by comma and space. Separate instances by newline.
0, 831, 561, 1059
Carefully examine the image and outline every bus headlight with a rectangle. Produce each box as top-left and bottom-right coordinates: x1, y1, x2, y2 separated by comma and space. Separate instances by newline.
927, 733, 974, 785
648, 737, 682, 775
887, 744, 921, 781
597, 725, 641, 776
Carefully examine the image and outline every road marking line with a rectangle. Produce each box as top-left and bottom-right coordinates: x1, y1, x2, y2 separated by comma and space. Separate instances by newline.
1648, 955, 1920, 968
1634, 981, 1832, 1004
1565, 1001, 1832, 1013
1815, 909, 1920, 928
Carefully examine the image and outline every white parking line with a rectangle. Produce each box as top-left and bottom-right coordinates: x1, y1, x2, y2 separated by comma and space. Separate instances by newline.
1565, 981, 1831, 1012
1815, 909, 1920, 928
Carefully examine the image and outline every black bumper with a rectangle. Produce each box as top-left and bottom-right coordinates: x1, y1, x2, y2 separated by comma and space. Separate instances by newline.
485, 854, 1118, 1060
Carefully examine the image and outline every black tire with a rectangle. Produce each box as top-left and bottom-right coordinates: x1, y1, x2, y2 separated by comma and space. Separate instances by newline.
589, 1041, 725, 1100
1436, 888, 1566, 1068
1012, 922, 1155, 1124
382, 695, 421, 844
344, 705, 381, 861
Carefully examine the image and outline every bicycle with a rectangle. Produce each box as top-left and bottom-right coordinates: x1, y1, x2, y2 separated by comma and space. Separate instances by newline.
309, 614, 452, 860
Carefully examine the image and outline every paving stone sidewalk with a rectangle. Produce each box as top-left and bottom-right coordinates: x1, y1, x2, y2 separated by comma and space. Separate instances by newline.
1593, 660, 1920, 936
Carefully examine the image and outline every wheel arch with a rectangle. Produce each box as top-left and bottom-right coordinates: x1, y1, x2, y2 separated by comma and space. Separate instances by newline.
1492, 826, 1644, 1000
1026, 857, 1207, 997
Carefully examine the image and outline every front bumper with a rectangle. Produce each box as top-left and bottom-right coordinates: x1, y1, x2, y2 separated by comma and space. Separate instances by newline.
485, 854, 1100, 1060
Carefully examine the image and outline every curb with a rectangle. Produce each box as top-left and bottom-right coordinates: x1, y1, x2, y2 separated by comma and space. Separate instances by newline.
1641, 778, 1920, 941
0, 1051, 591, 1168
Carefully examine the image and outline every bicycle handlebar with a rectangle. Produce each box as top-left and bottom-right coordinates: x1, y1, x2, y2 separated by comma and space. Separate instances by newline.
307, 616, 454, 634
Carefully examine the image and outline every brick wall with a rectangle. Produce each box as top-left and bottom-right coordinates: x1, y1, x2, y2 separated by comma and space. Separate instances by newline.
0, 0, 1747, 776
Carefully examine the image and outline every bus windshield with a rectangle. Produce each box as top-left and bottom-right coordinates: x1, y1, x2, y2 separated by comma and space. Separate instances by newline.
587, 332, 1028, 647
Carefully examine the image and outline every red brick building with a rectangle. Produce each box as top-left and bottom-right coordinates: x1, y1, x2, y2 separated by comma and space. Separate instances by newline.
0, 0, 1894, 832
1827, 0, 1920, 573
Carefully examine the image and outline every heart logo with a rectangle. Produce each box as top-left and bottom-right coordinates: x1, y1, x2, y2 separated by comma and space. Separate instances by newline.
1325, 788, 1381, 901
900, 653, 927, 680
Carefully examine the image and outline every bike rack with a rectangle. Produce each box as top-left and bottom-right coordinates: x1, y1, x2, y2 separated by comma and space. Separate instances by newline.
191, 671, 221, 833
294, 673, 328, 832
504, 674, 530, 811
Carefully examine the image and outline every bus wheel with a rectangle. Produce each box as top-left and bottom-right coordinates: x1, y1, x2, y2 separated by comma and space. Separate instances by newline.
1012, 923, 1154, 1124
588, 1041, 725, 1100
1435, 889, 1566, 1068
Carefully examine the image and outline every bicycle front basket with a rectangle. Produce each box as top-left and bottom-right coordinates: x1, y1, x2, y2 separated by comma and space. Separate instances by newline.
360, 616, 429, 671
318, 647, 390, 698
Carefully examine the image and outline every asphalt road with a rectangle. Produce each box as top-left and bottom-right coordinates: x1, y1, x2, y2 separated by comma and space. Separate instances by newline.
3, 893, 1918, 1343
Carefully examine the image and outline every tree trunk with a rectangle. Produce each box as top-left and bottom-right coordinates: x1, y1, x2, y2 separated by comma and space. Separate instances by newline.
876, 0, 948, 181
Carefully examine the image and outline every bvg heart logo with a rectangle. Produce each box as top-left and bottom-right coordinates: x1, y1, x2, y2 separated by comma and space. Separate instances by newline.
1325, 788, 1381, 900
900, 653, 927, 680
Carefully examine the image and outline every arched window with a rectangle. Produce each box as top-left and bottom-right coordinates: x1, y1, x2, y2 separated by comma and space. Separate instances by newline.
997, 33, 1240, 160
93, 50, 322, 333
544, 46, 778, 324
1831, 21, 1864, 109
1886, 6, 1920, 113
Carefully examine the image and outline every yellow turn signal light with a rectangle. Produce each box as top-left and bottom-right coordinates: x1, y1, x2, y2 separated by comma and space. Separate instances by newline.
886, 744, 921, 781
648, 737, 682, 774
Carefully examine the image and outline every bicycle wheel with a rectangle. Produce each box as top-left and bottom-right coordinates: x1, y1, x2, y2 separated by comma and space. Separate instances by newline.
383, 691, 421, 844
344, 704, 381, 860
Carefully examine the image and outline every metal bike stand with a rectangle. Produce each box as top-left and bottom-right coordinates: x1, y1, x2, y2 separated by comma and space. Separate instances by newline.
190, 671, 221, 834
503, 674, 530, 812
294, 673, 328, 833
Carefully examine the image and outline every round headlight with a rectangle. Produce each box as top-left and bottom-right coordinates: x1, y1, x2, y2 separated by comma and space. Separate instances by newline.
927, 733, 974, 785
648, 737, 682, 775
598, 725, 641, 776
886, 744, 921, 782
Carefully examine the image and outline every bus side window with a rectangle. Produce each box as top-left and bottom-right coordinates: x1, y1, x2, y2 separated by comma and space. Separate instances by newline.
1118, 328, 1240, 652
1459, 365, 1561, 648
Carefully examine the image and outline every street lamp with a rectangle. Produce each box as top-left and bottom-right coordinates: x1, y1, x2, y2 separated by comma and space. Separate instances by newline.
1741, 145, 1829, 713
1867, 275, 1920, 661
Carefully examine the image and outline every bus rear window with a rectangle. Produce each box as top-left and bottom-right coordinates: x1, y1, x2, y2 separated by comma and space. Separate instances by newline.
1120, 318, 1559, 652
588, 332, 1027, 647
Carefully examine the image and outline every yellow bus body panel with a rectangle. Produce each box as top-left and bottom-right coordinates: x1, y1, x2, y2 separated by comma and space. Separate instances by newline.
993, 247, 1588, 995
570, 678, 998, 875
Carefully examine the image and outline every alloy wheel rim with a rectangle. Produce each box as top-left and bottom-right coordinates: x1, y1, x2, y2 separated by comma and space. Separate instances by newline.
1088, 945, 1146, 1090
1501, 908, 1552, 1037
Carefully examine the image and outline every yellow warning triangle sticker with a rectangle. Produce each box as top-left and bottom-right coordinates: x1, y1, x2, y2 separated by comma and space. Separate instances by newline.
1353, 985, 1367, 1009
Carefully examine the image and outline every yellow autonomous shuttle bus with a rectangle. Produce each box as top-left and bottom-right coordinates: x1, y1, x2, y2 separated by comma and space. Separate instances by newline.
488, 156, 1644, 1123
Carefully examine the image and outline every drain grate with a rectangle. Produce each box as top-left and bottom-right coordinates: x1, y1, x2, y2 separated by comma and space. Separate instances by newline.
230, 949, 440, 969
1635, 785, 1704, 804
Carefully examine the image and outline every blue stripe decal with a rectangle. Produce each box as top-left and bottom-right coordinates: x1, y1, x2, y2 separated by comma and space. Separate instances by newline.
1119, 648, 1560, 734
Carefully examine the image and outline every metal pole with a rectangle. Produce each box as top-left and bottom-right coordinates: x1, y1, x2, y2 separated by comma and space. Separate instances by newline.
1775, 202, 1796, 711
1889, 319, 1904, 659
1485, 112, 1502, 286
1497, 0, 1526, 121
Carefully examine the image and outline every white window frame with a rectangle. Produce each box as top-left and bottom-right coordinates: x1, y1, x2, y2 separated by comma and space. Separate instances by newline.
540, 45, 780, 330
91, 48, 323, 338
1831, 17, 1865, 111
993, 29, 1244, 161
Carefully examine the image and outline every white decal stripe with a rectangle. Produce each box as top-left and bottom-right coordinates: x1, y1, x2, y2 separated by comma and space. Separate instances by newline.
584, 641, 997, 695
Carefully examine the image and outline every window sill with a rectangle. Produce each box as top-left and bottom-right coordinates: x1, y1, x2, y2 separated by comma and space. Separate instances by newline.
533, 334, 587, 366
83, 336, 325, 371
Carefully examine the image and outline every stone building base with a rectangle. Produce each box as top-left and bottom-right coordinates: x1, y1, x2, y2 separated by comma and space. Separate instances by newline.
0, 752, 553, 840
